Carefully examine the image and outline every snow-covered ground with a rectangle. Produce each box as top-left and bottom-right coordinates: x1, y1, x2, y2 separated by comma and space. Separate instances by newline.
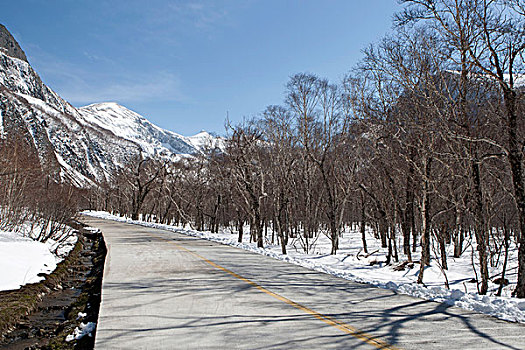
0, 226, 77, 291
84, 211, 525, 323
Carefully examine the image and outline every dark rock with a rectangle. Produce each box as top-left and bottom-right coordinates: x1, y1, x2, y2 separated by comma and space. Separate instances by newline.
369, 259, 383, 266
393, 261, 415, 271
0, 24, 27, 62
493, 277, 509, 286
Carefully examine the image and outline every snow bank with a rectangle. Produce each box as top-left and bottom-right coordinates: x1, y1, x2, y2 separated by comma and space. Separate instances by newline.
0, 228, 77, 291
83, 211, 525, 323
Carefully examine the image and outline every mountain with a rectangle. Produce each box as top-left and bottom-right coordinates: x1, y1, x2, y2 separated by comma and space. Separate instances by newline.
77, 102, 220, 158
0, 25, 220, 187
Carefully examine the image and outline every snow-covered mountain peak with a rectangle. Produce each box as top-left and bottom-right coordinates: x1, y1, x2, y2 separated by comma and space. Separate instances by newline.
79, 102, 155, 134
78, 102, 201, 158
186, 130, 225, 152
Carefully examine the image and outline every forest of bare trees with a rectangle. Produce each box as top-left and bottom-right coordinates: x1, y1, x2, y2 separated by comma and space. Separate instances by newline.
0, 114, 82, 249
0, 0, 519, 299
87, 1, 525, 298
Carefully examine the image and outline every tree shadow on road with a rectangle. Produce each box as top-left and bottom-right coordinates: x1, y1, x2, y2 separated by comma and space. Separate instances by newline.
95, 228, 525, 349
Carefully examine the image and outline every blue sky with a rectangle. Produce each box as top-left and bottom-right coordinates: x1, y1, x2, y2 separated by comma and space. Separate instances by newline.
1, 1, 399, 135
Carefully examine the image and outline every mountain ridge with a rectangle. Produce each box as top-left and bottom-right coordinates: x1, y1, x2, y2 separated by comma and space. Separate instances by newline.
0, 24, 27, 62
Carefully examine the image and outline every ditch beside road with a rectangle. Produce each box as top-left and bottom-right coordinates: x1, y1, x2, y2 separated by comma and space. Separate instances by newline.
0, 223, 106, 350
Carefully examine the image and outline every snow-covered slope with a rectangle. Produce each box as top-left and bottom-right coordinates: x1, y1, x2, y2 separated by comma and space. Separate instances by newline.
185, 130, 225, 153
77, 103, 225, 158
78, 102, 198, 158
0, 24, 221, 186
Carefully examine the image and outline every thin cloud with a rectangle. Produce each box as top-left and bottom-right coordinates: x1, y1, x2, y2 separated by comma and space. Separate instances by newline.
82, 51, 116, 64
57, 72, 185, 106
163, 1, 230, 30
27, 48, 185, 106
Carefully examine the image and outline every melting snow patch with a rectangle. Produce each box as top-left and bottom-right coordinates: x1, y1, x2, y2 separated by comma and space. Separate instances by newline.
83, 227, 100, 234
65, 322, 96, 342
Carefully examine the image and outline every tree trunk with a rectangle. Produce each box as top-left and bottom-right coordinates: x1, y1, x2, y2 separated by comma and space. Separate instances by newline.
497, 224, 510, 297
386, 227, 393, 265
380, 217, 388, 248
237, 219, 243, 243
504, 89, 525, 298
319, 165, 339, 255
418, 157, 432, 284
405, 164, 415, 260
472, 160, 489, 295
454, 208, 463, 258
360, 193, 368, 254
439, 227, 448, 270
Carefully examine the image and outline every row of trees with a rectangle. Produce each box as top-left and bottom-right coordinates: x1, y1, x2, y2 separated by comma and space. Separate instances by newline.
88, 0, 524, 297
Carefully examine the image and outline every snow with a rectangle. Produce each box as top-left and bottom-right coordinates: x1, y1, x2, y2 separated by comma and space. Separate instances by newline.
83, 226, 101, 235
65, 322, 96, 342
0, 109, 4, 138
54, 151, 95, 188
77, 102, 199, 157
0, 52, 72, 114
78, 103, 225, 159
0, 231, 59, 291
184, 131, 226, 153
0, 52, 37, 96
0, 226, 77, 291
84, 210, 525, 324
504, 73, 525, 87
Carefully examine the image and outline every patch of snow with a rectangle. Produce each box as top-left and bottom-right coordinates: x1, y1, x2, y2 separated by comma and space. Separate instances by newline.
0, 109, 4, 138
65, 322, 96, 342
54, 151, 94, 188
0, 225, 77, 291
83, 226, 101, 234
504, 73, 525, 87
0, 230, 58, 291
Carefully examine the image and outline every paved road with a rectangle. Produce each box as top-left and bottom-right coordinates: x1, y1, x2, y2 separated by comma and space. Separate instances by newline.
83, 216, 525, 349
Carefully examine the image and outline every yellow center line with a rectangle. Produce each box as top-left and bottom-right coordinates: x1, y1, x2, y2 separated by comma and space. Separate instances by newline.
149, 232, 401, 350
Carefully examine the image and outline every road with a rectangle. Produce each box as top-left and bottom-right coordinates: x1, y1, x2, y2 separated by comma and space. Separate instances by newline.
82, 216, 525, 349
